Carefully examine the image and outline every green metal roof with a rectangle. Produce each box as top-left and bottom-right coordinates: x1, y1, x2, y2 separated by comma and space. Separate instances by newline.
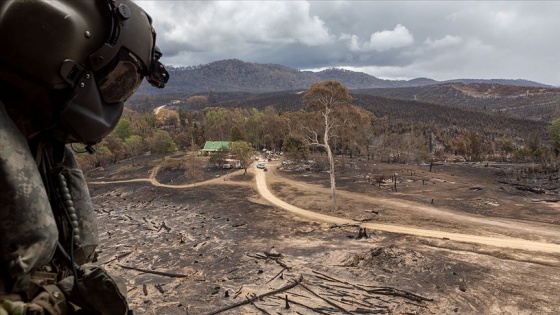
201, 141, 231, 151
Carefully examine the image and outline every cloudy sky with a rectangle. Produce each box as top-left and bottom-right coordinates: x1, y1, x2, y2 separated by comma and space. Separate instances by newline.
135, 1, 560, 86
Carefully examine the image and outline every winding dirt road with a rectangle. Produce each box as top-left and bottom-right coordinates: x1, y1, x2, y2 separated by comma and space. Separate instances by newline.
90, 163, 560, 254
254, 164, 560, 254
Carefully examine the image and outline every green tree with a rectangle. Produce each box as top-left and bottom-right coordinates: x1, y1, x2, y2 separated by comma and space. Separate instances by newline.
124, 135, 144, 165
156, 108, 180, 129
498, 137, 516, 161
261, 106, 286, 151
282, 134, 308, 161
525, 135, 549, 163
101, 134, 125, 162
148, 130, 178, 154
304, 81, 352, 211
84, 144, 113, 168
187, 95, 209, 106
230, 125, 246, 142
209, 147, 228, 166
514, 147, 532, 162
203, 108, 231, 140
230, 141, 254, 174
173, 131, 191, 151
98, 145, 114, 166
191, 124, 206, 148
452, 133, 468, 160
114, 119, 133, 140
178, 108, 190, 131
246, 108, 263, 150
335, 105, 376, 158
452, 131, 483, 161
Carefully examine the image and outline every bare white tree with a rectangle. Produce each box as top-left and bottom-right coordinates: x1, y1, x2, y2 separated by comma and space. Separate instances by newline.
303, 81, 352, 211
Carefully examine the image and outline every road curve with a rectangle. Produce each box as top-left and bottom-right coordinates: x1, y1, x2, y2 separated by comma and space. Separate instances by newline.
254, 165, 560, 254
89, 166, 248, 188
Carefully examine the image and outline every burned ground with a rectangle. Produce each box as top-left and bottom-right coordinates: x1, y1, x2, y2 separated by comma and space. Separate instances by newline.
88, 155, 560, 314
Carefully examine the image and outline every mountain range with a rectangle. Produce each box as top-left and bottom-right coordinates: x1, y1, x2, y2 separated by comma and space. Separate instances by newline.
137, 59, 554, 95
129, 58, 559, 132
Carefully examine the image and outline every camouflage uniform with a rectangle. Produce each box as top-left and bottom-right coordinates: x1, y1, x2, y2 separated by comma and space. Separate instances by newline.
0, 0, 168, 311
1, 102, 129, 314
0, 102, 59, 293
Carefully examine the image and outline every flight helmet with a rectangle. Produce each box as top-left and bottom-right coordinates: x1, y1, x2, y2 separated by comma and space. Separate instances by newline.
0, 0, 169, 145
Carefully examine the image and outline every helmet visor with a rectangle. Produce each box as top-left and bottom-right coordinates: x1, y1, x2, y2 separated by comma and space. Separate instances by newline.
96, 50, 144, 104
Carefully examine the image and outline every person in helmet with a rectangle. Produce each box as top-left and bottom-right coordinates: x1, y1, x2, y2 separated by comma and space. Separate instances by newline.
0, 0, 168, 313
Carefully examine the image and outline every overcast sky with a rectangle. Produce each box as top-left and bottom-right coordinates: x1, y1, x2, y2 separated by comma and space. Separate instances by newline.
135, 1, 560, 86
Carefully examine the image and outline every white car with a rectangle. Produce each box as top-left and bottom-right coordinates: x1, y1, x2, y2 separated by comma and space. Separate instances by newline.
256, 162, 266, 169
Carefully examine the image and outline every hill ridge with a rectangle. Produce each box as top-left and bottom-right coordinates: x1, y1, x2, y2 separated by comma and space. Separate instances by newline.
137, 59, 553, 95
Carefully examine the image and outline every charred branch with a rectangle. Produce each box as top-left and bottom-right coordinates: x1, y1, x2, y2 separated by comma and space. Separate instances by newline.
206, 275, 303, 315
118, 264, 188, 278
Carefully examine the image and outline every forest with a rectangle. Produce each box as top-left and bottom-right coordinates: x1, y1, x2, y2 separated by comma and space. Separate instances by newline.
75, 81, 560, 172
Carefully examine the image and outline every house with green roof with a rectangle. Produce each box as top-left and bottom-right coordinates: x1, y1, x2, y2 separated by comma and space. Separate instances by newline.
200, 141, 231, 156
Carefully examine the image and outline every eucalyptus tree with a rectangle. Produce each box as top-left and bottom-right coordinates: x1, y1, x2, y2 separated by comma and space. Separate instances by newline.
260, 106, 287, 151
124, 135, 144, 165
303, 81, 352, 211
230, 141, 254, 174
148, 130, 178, 154
245, 108, 263, 150
335, 104, 376, 158
203, 107, 231, 141
282, 134, 309, 161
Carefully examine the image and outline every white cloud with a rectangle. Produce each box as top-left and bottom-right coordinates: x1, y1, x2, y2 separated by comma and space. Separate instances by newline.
347, 24, 414, 52
367, 24, 414, 51
424, 35, 463, 49
134, 1, 560, 86
136, 1, 332, 54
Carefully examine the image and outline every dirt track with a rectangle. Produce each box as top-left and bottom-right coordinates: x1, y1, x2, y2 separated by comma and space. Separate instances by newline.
256, 163, 560, 254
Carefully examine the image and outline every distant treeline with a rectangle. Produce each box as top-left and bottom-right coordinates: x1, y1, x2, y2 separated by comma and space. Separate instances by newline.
77, 85, 559, 171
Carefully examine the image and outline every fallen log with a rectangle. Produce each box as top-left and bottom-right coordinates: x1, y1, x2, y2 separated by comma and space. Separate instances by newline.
247, 297, 273, 315
312, 270, 432, 302
118, 264, 188, 278
367, 287, 433, 302
206, 275, 303, 315
270, 296, 330, 315
266, 267, 287, 283
299, 283, 352, 315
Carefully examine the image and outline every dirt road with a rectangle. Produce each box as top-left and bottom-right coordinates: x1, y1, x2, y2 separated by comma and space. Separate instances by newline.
90, 162, 560, 254
254, 164, 560, 254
